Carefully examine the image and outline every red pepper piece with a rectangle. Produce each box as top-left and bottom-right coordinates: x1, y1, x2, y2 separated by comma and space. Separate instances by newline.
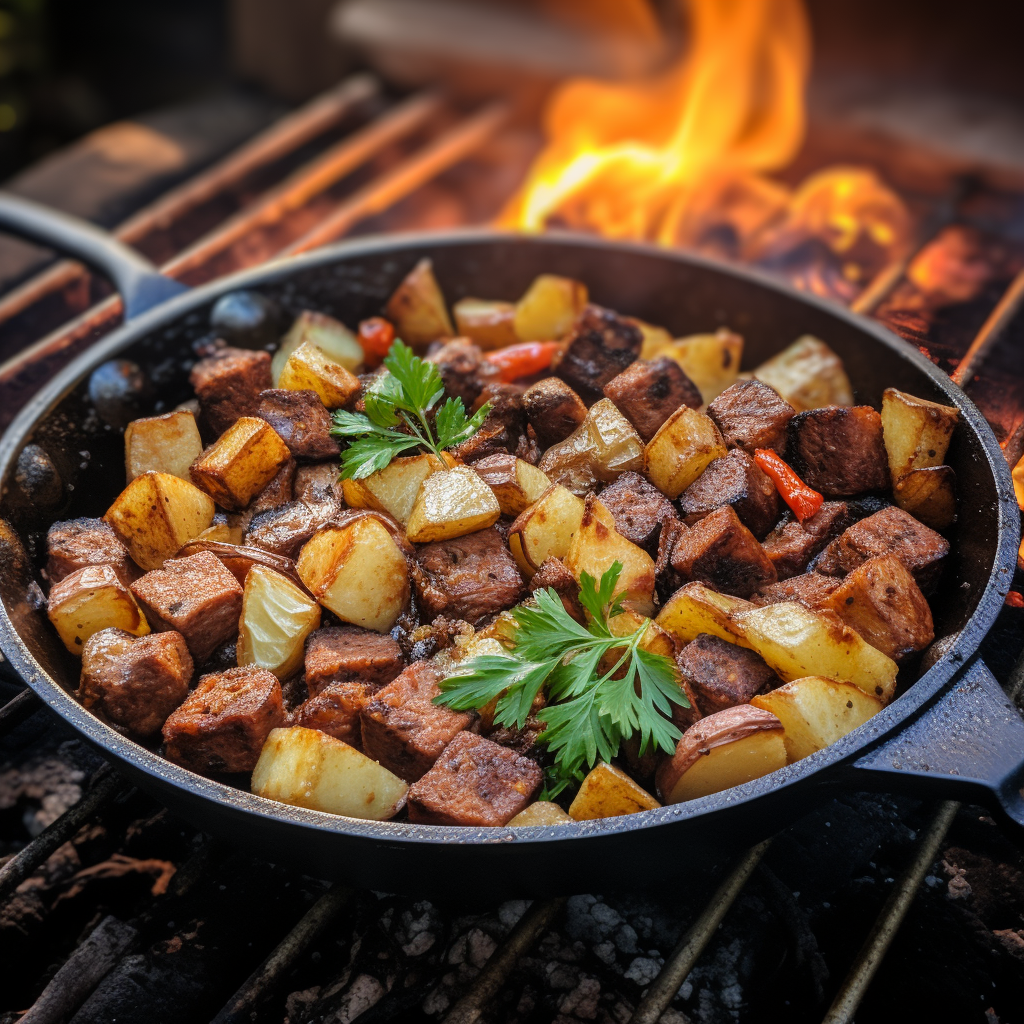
1005, 591, 1024, 608
358, 317, 395, 367
486, 341, 560, 382
754, 448, 824, 523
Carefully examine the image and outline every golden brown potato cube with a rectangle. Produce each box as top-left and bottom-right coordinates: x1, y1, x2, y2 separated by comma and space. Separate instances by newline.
568, 762, 661, 820
296, 518, 410, 632
753, 335, 853, 411
190, 417, 291, 511
473, 453, 552, 517
893, 465, 956, 530
385, 257, 454, 345
238, 565, 321, 679
341, 452, 453, 527
405, 465, 501, 543
453, 298, 519, 350
881, 387, 959, 486
636, 319, 674, 358
48, 564, 150, 655
652, 328, 743, 403
278, 339, 361, 409
508, 801, 572, 826
124, 410, 202, 483
513, 273, 588, 342
643, 406, 727, 499
655, 581, 754, 648
656, 705, 786, 803
508, 484, 586, 578
272, 310, 362, 383
105, 471, 216, 570
751, 676, 882, 762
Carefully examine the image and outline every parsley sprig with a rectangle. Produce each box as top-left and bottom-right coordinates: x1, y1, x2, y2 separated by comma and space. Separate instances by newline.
435, 563, 687, 798
331, 339, 490, 480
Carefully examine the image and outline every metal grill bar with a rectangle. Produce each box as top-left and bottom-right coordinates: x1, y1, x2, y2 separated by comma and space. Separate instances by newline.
951, 266, 1024, 386
0, 686, 40, 735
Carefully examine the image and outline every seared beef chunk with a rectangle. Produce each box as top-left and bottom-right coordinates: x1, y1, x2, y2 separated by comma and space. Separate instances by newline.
190, 347, 272, 436
245, 499, 339, 559
815, 506, 949, 594
598, 471, 678, 554
788, 406, 889, 496
427, 338, 500, 408
248, 460, 295, 515
677, 633, 778, 715
451, 383, 532, 463
553, 304, 643, 403
663, 505, 777, 598
522, 378, 588, 447
305, 626, 405, 696
529, 557, 586, 623
131, 551, 243, 663
412, 527, 525, 626
654, 517, 690, 596
255, 389, 339, 460
294, 461, 344, 504
79, 628, 192, 738
406, 731, 542, 826
678, 449, 780, 540
603, 357, 702, 442
46, 517, 136, 586
163, 665, 285, 774
292, 682, 368, 747
480, 690, 547, 755
360, 660, 471, 782
753, 572, 841, 610
707, 380, 795, 456
761, 501, 853, 579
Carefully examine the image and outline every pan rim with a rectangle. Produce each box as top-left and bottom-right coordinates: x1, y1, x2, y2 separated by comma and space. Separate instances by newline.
0, 227, 1017, 845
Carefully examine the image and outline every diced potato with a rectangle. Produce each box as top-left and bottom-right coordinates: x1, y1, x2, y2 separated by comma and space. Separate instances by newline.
651, 328, 743, 402
568, 762, 661, 821
453, 298, 519, 350
607, 609, 678, 662
405, 465, 501, 543
643, 406, 727, 498
565, 496, 656, 616
385, 257, 454, 346
474, 455, 552, 516
880, 387, 959, 486
513, 274, 588, 342
105, 471, 216, 570
736, 601, 898, 703
124, 410, 202, 483
238, 565, 321, 679
190, 416, 291, 511
252, 726, 408, 820
342, 453, 453, 527
47, 564, 150, 655
296, 518, 409, 632
196, 521, 245, 545
1013, 452, 1024, 511
893, 465, 957, 530
508, 801, 572, 826
752, 335, 853, 411
751, 676, 883, 762
656, 705, 786, 803
508, 484, 585, 577
272, 310, 362, 383
655, 582, 754, 648
278, 339, 361, 409
636, 319, 674, 359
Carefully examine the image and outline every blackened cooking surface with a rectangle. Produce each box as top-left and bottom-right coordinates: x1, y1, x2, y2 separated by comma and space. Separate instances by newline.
0, 231, 1016, 871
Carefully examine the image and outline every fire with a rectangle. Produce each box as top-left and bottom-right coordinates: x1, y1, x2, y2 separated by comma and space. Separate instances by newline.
502, 0, 911, 289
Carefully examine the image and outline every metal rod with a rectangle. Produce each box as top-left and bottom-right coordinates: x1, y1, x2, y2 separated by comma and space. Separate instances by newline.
0, 686, 41, 735
951, 267, 1024, 386
442, 896, 567, 1024
209, 883, 354, 1024
0, 764, 125, 903
849, 259, 910, 317
627, 839, 771, 1024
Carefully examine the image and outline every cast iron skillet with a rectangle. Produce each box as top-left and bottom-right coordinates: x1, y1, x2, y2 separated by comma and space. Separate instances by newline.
0, 194, 1021, 897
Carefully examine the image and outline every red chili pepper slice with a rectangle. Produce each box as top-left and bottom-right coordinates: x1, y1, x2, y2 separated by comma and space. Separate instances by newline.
358, 317, 395, 366
486, 341, 560, 382
1005, 591, 1024, 608
754, 448, 824, 523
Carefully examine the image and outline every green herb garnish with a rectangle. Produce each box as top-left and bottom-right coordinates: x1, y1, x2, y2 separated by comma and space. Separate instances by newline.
435, 563, 686, 798
331, 339, 490, 480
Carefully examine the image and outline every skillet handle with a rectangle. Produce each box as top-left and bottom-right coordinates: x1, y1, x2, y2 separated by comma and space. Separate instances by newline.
845, 658, 1024, 842
0, 192, 186, 319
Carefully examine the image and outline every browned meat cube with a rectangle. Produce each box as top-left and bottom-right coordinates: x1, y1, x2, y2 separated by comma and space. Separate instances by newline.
529, 556, 585, 623
604, 357, 702, 442
46, 517, 137, 586
360, 661, 471, 781
245, 498, 339, 559
406, 731, 542, 826
294, 461, 344, 504
291, 681, 368, 747
162, 665, 285, 774
654, 516, 690, 596
787, 406, 889, 496
761, 501, 853, 579
753, 572, 841, 610
79, 628, 193, 738
522, 378, 588, 448
255, 389, 339, 460
553, 304, 643, 403
677, 633, 778, 715
411, 527, 525, 626
190, 347, 272, 436
427, 338, 500, 408
305, 626, 405, 696
707, 380, 795, 456
131, 550, 243, 663
248, 460, 296, 515
597, 471, 678, 554
451, 383, 532, 463
679, 449, 780, 540
664, 505, 776, 598
815, 506, 949, 594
